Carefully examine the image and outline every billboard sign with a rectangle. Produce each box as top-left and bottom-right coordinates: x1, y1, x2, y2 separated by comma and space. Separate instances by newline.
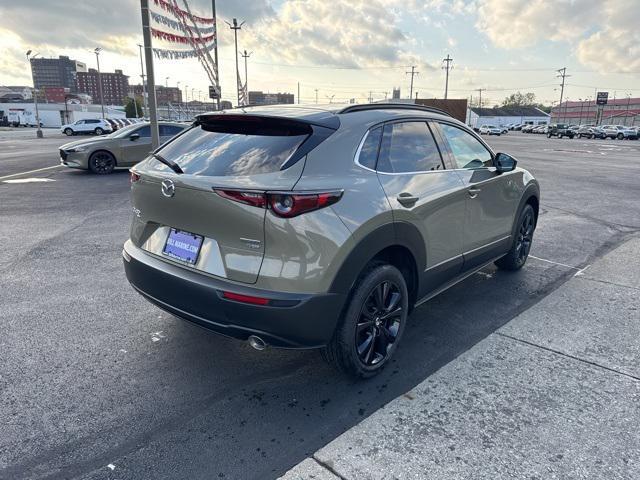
596, 91, 608, 105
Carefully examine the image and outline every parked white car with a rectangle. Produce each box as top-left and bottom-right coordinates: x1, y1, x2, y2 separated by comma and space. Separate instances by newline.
479, 125, 501, 135
61, 119, 113, 136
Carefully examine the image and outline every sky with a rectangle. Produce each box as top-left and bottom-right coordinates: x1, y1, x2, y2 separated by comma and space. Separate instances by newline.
1, 0, 639, 107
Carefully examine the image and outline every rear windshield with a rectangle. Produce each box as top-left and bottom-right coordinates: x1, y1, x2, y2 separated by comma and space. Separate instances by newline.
154, 123, 308, 176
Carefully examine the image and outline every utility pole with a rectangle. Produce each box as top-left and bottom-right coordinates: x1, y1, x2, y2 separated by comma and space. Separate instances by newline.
326, 94, 335, 104
556, 67, 569, 113
477, 88, 484, 108
384, 91, 389, 100
442, 54, 453, 100
406, 65, 418, 100
368, 91, 373, 103
211, 0, 221, 110
626, 93, 632, 126
140, 0, 160, 149
226, 18, 245, 107
241, 50, 252, 102
137, 44, 148, 117
94, 47, 105, 119
25, 50, 43, 138
176, 81, 181, 119
297, 82, 300, 104
315, 89, 318, 104
185, 84, 189, 117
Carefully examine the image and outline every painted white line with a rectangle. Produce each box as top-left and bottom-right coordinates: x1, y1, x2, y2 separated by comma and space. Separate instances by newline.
0, 165, 63, 181
3, 178, 56, 184
529, 255, 581, 270
574, 264, 591, 277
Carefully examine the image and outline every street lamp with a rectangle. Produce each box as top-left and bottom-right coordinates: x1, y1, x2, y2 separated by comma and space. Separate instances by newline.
185, 84, 189, 117
176, 81, 181, 120
137, 44, 148, 117
93, 47, 105, 119
25, 50, 43, 138
225, 18, 245, 107
625, 93, 632, 126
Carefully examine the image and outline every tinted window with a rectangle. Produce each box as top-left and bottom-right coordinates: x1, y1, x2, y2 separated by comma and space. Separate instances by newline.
358, 127, 382, 169
377, 122, 443, 173
135, 126, 151, 138
160, 125, 185, 137
88, 119, 100, 124
155, 125, 308, 176
439, 123, 493, 169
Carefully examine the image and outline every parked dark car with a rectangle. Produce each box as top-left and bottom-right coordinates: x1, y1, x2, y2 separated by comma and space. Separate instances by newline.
547, 124, 575, 139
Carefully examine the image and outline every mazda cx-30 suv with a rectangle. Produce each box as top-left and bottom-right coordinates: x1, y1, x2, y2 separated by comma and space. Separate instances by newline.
123, 104, 539, 378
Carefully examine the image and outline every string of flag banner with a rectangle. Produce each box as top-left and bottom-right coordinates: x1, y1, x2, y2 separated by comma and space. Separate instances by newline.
150, 11, 216, 35
152, 0, 215, 24
153, 43, 215, 60
151, 27, 215, 44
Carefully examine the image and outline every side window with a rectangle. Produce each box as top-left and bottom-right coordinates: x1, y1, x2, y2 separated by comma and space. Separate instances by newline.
439, 123, 493, 169
357, 126, 382, 170
76, 120, 84, 125
160, 125, 185, 137
135, 126, 151, 138
377, 122, 444, 173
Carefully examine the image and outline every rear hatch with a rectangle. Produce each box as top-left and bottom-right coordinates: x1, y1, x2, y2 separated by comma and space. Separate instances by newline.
131, 114, 335, 283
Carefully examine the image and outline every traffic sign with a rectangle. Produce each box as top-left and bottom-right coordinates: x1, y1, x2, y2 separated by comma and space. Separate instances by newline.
209, 85, 221, 100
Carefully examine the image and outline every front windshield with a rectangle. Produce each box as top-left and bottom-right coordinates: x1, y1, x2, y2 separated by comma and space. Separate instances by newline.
108, 124, 144, 138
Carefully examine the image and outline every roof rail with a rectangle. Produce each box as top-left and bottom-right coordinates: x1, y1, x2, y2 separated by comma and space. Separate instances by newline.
338, 103, 452, 117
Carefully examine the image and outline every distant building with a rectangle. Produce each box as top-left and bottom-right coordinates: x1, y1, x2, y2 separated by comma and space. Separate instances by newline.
44, 87, 67, 103
551, 98, 640, 126
416, 98, 468, 123
129, 85, 182, 105
248, 91, 294, 105
30, 55, 86, 93
467, 106, 550, 128
77, 69, 129, 106
392, 88, 401, 100
0, 86, 33, 102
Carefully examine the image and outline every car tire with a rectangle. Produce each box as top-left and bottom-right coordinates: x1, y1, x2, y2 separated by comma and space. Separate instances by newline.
64, 128, 74, 136
95, 127, 104, 136
495, 204, 536, 271
547, 133, 552, 138
322, 263, 408, 379
617, 133, 624, 140
88, 151, 116, 174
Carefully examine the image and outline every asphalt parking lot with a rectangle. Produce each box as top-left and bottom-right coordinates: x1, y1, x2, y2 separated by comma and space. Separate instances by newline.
1, 130, 639, 479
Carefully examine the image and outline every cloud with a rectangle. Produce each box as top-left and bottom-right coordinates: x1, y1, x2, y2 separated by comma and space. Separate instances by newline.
239, 0, 408, 68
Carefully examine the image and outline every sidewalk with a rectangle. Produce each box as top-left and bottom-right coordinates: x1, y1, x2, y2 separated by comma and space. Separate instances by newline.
281, 237, 640, 480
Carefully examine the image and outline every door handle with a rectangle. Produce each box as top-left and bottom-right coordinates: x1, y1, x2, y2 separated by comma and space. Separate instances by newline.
397, 192, 419, 207
468, 187, 481, 198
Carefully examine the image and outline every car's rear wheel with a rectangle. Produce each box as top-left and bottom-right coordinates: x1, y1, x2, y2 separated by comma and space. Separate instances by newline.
495, 204, 535, 271
322, 264, 408, 378
64, 128, 73, 136
88, 151, 116, 174
95, 127, 104, 135
617, 133, 624, 140
547, 133, 552, 138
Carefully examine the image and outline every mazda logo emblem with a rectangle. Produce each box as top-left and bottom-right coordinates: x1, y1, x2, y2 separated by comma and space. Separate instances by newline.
161, 179, 175, 198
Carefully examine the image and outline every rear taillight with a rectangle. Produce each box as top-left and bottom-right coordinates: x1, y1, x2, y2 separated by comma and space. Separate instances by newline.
130, 171, 141, 183
215, 190, 342, 218
221, 291, 270, 305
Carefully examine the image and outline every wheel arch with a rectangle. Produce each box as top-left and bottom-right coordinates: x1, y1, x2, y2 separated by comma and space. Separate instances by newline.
329, 222, 425, 310
89, 149, 118, 166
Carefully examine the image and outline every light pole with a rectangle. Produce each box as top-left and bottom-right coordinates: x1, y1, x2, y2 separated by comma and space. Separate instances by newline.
137, 44, 148, 117
185, 84, 189, 117
25, 50, 43, 138
625, 93, 632, 126
241, 50, 252, 103
176, 81, 181, 119
94, 47, 105, 119
225, 18, 245, 107
326, 94, 335, 104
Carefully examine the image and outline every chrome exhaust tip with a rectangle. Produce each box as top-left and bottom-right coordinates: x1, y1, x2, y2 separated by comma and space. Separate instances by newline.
248, 335, 267, 351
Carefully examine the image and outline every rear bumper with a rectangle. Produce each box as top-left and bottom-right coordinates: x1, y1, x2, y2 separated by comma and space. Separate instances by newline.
122, 240, 345, 349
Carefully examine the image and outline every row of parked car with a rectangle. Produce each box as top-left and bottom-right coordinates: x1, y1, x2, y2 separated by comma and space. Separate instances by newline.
60, 117, 147, 136
545, 124, 639, 140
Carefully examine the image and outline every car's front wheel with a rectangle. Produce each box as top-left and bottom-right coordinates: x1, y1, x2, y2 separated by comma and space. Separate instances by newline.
495, 204, 535, 271
617, 133, 624, 140
88, 151, 116, 174
64, 128, 73, 136
323, 264, 408, 378
95, 127, 104, 135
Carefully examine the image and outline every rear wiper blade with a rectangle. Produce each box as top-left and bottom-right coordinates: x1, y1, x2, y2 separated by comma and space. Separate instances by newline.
152, 153, 183, 174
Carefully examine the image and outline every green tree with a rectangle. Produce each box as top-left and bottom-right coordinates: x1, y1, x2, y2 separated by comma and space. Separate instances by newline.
124, 97, 143, 118
502, 91, 537, 106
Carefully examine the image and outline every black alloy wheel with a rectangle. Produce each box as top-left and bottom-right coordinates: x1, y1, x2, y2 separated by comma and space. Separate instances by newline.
515, 208, 534, 264
355, 281, 403, 367
88, 151, 116, 174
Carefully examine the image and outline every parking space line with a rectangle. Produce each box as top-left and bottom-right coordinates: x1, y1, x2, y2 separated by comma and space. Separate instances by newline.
529, 255, 591, 277
0, 165, 63, 181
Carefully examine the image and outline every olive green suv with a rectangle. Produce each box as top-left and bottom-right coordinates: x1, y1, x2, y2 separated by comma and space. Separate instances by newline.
123, 104, 539, 378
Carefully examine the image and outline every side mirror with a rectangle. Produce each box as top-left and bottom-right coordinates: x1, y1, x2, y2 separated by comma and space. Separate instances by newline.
129, 133, 140, 141
494, 152, 517, 173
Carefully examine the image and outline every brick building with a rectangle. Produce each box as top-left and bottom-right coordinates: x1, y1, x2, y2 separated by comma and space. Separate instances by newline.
76, 69, 129, 106
248, 91, 294, 105
551, 98, 640, 126
129, 85, 182, 105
